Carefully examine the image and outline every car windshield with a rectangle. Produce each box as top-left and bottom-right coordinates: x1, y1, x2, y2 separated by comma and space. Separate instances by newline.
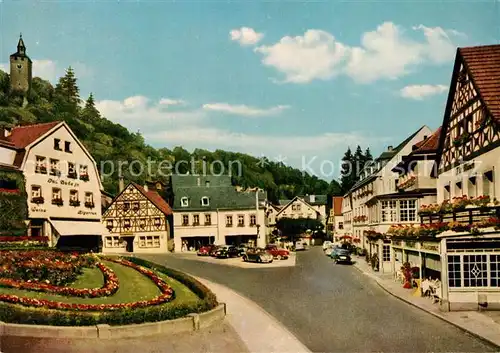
336, 249, 350, 255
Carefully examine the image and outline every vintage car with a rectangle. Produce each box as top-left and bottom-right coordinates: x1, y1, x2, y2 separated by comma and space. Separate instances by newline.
197, 244, 217, 256
330, 247, 352, 264
215, 245, 239, 258
264, 244, 289, 260
242, 248, 273, 263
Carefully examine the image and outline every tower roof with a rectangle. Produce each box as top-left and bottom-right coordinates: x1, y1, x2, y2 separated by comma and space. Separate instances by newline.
10, 33, 31, 61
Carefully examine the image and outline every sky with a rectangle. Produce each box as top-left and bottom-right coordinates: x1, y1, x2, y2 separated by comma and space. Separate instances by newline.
0, 0, 499, 181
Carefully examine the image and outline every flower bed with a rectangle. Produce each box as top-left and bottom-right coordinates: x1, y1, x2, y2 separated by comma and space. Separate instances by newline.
0, 262, 119, 298
0, 256, 216, 326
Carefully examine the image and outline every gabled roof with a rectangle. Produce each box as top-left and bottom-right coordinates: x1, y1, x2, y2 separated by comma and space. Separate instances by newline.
412, 127, 441, 154
132, 182, 173, 215
332, 196, 343, 216
7, 122, 60, 149
275, 196, 321, 217
459, 44, 500, 120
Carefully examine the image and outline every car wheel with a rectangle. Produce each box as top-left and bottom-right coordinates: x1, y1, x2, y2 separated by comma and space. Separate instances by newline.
243, 256, 247, 262
276, 255, 282, 260
257, 257, 262, 263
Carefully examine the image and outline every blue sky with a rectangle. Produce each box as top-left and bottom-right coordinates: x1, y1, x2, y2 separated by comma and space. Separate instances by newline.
0, 1, 499, 181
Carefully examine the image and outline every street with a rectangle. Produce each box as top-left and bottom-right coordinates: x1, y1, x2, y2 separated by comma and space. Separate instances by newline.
141, 247, 496, 353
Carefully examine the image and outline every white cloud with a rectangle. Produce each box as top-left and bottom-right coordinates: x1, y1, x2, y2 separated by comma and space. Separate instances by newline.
230, 27, 264, 46
400, 84, 448, 100
253, 22, 465, 84
95, 96, 206, 130
202, 103, 290, 116
0, 59, 91, 83
159, 98, 185, 106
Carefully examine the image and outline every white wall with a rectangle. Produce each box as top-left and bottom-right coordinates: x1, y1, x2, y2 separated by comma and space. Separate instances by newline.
0, 146, 16, 166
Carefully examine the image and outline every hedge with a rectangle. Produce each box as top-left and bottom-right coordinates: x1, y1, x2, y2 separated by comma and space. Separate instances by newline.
0, 257, 218, 326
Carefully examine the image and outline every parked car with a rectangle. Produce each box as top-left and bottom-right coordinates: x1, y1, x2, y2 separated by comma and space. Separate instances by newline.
215, 245, 239, 258
330, 248, 352, 264
237, 244, 249, 256
324, 244, 335, 255
264, 244, 289, 260
209, 246, 221, 257
242, 248, 273, 263
197, 244, 216, 256
322, 241, 333, 250
294, 241, 307, 251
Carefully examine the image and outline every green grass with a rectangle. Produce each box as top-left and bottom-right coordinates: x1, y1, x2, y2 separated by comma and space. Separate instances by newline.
0, 261, 201, 306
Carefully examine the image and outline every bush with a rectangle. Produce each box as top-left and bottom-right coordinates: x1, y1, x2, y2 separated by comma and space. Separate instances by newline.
0, 257, 218, 326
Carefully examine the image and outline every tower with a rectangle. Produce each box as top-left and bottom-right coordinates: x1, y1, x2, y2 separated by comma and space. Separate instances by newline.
9, 34, 32, 94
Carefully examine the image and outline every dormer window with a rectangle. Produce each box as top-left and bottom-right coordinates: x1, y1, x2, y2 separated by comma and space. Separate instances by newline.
181, 197, 189, 207
65, 141, 72, 153
201, 196, 210, 206
54, 138, 61, 151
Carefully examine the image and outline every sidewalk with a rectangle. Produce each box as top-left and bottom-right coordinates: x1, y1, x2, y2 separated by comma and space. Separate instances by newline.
193, 276, 311, 353
352, 256, 500, 348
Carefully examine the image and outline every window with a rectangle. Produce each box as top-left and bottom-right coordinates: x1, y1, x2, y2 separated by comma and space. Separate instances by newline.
182, 215, 189, 226
154, 217, 161, 227
54, 138, 61, 150
468, 177, 477, 197
338, 222, 344, 230
139, 236, 160, 248
205, 214, 211, 225
79, 165, 89, 181
491, 255, 500, 287
483, 171, 494, 196
49, 159, 60, 176
69, 189, 78, 202
381, 201, 397, 222
139, 218, 146, 229
295, 204, 301, 211
399, 200, 416, 222
307, 213, 312, 218
455, 182, 462, 197
444, 184, 451, 200
181, 197, 189, 207
291, 205, 296, 211
52, 188, 61, 200
226, 215, 233, 227
132, 202, 140, 211
67, 162, 77, 178
463, 254, 488, 287
123, 202, 130, 211
85, 192, 94, 208
123, 219, 131, 230
238, 215, 245, 227
193, 214, 200, 226
250, 214, 256, 226
201, 197, 209, 206
382, 245, 391, 262
35, 156, 47, 173
31, 185, 41, 198
64, 141, 72, 153
205, 181, 210, 187
106, 220, 113, 230
105, 236, 123, 248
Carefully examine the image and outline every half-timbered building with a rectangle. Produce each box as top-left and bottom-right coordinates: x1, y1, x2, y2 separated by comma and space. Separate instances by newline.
419, 44, 500, 311
102, 181, 173, 253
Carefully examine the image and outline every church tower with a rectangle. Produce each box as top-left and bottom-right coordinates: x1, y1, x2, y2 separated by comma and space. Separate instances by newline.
9, 34, 32, 94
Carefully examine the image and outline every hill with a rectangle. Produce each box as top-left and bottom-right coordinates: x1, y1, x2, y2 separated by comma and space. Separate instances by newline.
0, 67, 341, 203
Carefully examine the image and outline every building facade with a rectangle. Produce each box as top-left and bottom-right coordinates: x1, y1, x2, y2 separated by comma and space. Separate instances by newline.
2, 121, 108, 249
102, 181, 173, 254
327, 196, 344, 241
170, 175, 267, 250
275, 195, 327, 222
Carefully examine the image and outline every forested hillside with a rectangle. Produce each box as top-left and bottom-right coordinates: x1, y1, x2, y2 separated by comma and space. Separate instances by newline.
0, 67, 342, 203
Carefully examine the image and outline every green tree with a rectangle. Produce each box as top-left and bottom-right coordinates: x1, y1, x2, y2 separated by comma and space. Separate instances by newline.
81, 93, 101, 122
340, 148, 355, 193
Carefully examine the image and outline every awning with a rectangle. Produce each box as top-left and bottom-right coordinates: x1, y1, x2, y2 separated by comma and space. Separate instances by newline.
50, 220, 110, 236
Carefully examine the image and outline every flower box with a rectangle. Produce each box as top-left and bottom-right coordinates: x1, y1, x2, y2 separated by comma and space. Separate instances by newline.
49, 169, 61, 177
67, 171, 77, 179
84, 201, 95, 208
69, 200, 81, 207
31, 196, 44, 204
52, 198, 64, 206
35, 166, 47, 174
80, 174, 90, 181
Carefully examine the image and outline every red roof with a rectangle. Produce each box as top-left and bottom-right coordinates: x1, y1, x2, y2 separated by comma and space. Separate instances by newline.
7, 122, 60, 149
413, 127, 441, 153
132, 182, 173, 215
459, 44, 500, 120
332, 196, 343, 215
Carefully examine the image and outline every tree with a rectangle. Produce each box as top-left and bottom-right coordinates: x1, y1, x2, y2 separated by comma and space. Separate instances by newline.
340, 148, 355, 193
55, 66, 80, 105
81, 93, 101, 122
364, 147, 373, 162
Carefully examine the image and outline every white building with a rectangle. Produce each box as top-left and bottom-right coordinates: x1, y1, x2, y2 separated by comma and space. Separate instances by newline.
275, 195, 328, 223
2, 121, 108, 249
170, 175, 267, 250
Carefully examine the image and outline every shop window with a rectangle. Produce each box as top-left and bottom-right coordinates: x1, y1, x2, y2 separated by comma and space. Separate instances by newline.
382, 245, 391, 262
490, 255, 500, 287
463, 254, 488, 287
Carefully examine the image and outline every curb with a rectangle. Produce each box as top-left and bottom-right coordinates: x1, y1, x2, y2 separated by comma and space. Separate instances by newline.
353, 262, 500, 349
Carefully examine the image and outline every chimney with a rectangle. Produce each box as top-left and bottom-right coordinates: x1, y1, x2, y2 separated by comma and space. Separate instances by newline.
144, 184, 149, 192
387, 145, 393, 151
118, 176, 125, 192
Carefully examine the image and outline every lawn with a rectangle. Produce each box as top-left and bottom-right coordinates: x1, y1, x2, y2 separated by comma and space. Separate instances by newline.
0, 260, 201, 306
